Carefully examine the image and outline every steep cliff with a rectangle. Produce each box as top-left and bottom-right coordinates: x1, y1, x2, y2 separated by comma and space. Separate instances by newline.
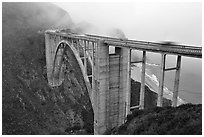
2, 2, 93, 134
131, 79, 171, 109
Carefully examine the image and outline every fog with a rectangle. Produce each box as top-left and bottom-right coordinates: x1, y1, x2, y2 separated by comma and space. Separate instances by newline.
54, 2, 201, 46
54, 2, 202, 103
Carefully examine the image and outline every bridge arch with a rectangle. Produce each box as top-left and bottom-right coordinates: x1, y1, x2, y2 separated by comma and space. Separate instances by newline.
52, 40, 93, 104
45, 36, 131, 134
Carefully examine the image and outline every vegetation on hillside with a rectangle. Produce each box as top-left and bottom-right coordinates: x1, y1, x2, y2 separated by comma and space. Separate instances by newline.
2, 2, 93, 135
106, 103, 202, 135
105, 80, 201, 135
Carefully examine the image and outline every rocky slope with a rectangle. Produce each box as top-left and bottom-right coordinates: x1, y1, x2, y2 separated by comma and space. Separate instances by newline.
107, 80, 201, 135
107, 103, 202, 135
130, 79, 171, 109
2, 2, 93, 135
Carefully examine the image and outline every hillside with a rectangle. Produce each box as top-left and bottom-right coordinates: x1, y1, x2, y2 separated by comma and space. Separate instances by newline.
107, 103, 202, 135
131, 79, 171, 109
110, 80, 201, 135
2, 2, 93, 135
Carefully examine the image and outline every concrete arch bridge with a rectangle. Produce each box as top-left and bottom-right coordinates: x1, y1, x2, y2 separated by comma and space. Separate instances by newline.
45, 29, 202, 134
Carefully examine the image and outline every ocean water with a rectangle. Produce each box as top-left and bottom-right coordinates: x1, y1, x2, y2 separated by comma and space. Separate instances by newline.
131, 63, 185, 106
131, 50, 202, 105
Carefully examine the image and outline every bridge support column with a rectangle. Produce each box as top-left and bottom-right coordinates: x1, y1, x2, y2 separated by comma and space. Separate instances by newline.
45, 33, 53, 86
139, 51, 146, 109
115, 47, 130, 125
172, 55, 181, 107
94, 40, 109, 135
94, 40, 130, 134
91, 42, 95, 106
84, 41, 87, 75
157, 53, 166, 107
45, 33, 61, 86
126, 49, 132, 115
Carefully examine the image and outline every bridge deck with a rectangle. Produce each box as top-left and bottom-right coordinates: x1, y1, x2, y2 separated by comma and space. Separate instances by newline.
46, 30, 202, 58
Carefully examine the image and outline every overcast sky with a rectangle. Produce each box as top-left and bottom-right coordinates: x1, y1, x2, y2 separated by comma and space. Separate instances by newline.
54, 2, 202, 46
53, 2, 202, 103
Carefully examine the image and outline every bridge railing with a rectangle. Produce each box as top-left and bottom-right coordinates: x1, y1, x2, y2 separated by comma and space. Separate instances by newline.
46, 30, 202, 58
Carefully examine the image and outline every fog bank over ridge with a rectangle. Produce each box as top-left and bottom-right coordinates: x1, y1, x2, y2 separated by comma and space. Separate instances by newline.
54, 2, 202, 46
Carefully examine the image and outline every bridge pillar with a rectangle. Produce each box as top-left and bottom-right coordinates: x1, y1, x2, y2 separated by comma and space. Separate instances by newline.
157, 53, 166, 107
45, 33, 54, 86
93, 40, 109, 134
139, 51, 146, 109
94, 40, 130, 134
172, 55, 181, 107
45, 34, 62, 86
